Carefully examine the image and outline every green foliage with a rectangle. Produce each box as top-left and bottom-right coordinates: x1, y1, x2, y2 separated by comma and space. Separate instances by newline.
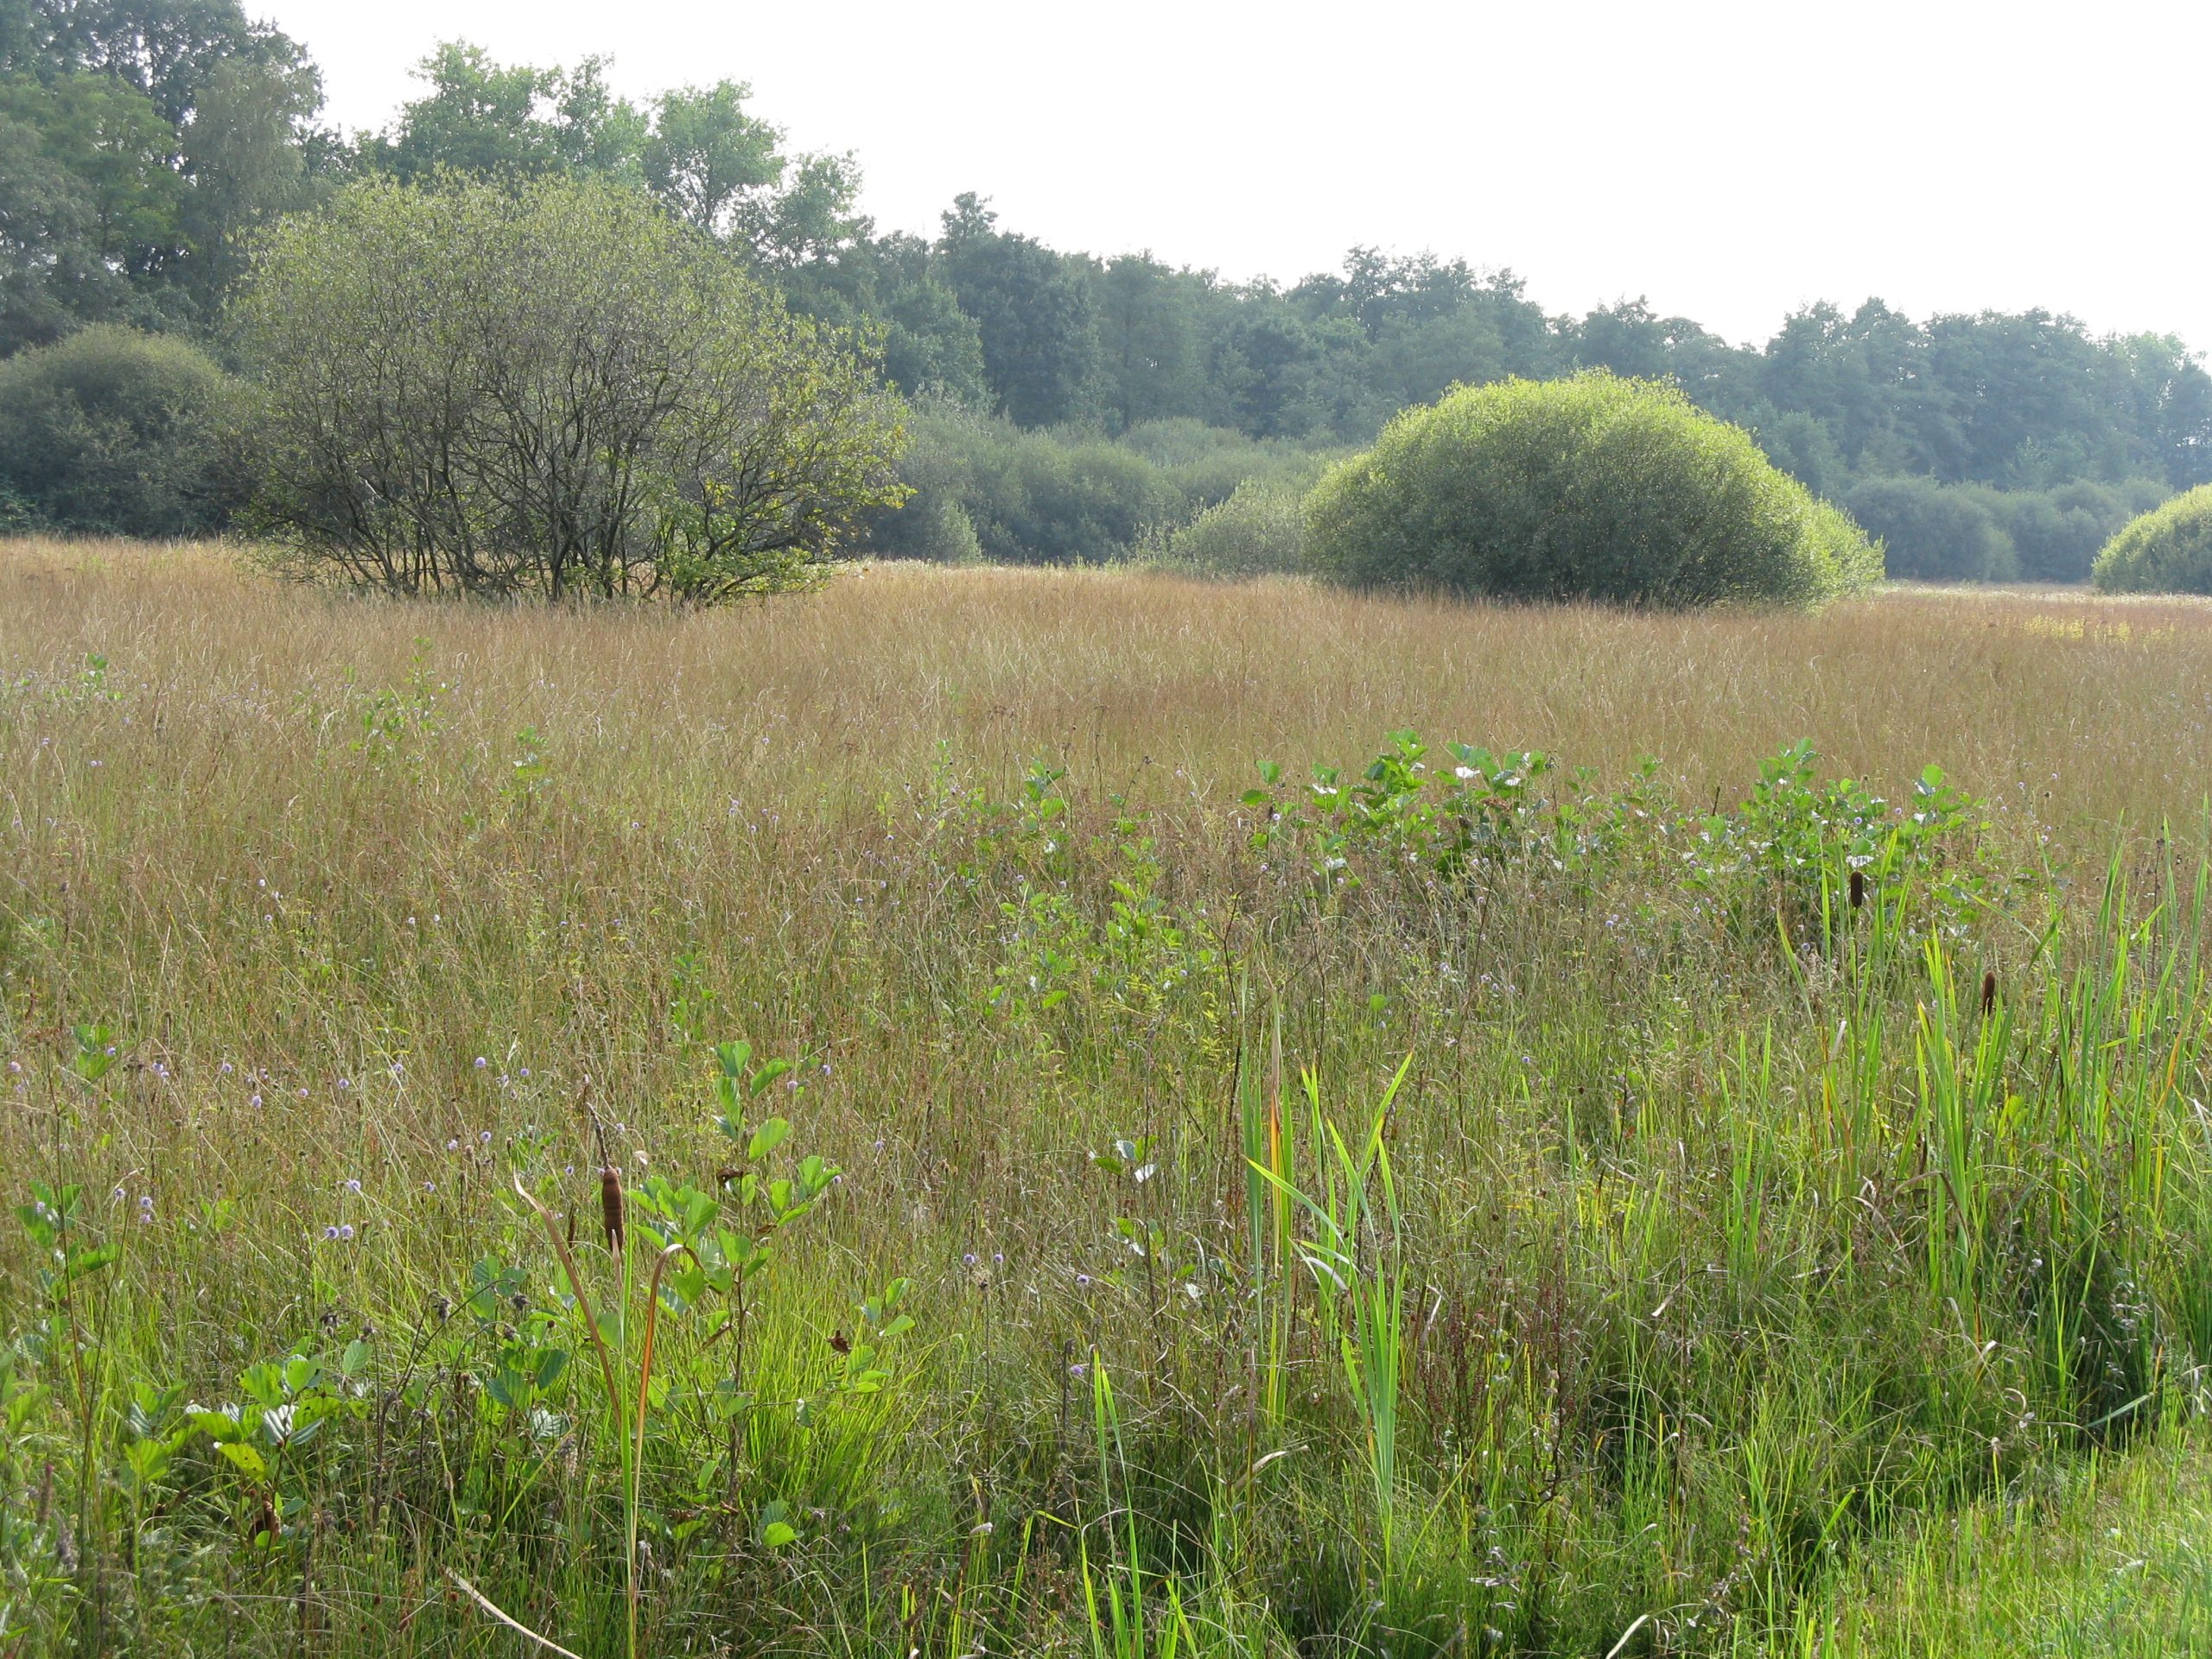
640, 79, 779, 236
0, 480, 37, 531
864, 405, 1334, 565
0, 322, 244, 534
855, 401, 988, 562
1209, 304, 1341, 439
1974, 480, 2142, 582
1754, 301, 2212, 493
869, 488, 983, 564
0, 69, 186, 350
785, 232, 988, 404
1689, 739, 1990, 946
938, 193, 1101, 429
1157, 475, 1308, 578
232, 173, 907, 601
364, 47, 864, 272
175, 49, 324, 298
973, 430, 1173, 564
864, 408, 1175, 565
368, 42, 630, 182
0, 1, 325, 349
1306, 370, 1882, 607
1847, 474, 2019, 582
1826, 475, 2164, 586
2091, 484, 2212, 594
1236, 731, 1986, 951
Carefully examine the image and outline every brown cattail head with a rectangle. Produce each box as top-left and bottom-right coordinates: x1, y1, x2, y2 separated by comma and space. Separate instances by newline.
1848, 869, 1866, 911
1980, 969, 1998, 1019
599, 1166, 625, 1254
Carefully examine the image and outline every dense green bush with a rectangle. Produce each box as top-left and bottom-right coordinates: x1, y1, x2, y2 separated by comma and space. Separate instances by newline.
2092, 485, 2212, 593
1306, 372, 1880, 607
864, 407, 1335, 565
1118, 418, 1315, 512
0, 485, 40, 533
1158, 477, 1308, 578
857, 404, 985, 562
1971, 481, 2156, 582
1980, 489, 2097, 582
0, 325, 245, 536
861, 409, 1172, 564
1829, 476, 2164, 585
1846, 476, 2018, 582
977, 434, 1174, 563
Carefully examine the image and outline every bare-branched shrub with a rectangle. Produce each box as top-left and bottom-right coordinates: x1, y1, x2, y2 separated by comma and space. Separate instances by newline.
232, 175, 908, 601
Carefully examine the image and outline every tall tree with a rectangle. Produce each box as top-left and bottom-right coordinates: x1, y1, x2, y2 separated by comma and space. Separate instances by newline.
28, 0, 284, 124
0, 69, 182, 346
639, 78, 777, 236
176, 46, 319, 302
1211, 302, 1322, 439
784, 228, 987, 404
372, 42, 615, 181
0, 0, 323, 346
2102, 333, 2212, 487
938, 193, 1099, 428
1092, 252, 1205, 431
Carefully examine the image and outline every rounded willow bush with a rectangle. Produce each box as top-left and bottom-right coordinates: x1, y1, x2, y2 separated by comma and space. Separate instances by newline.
1306, 371, 1881, 607
1163, 477, 1307, 577
0, 325, 245, 536
2091, 485, 2212, 594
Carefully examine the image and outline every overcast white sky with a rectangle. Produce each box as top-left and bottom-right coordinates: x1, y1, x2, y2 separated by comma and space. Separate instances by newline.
256, 0, 2210, 353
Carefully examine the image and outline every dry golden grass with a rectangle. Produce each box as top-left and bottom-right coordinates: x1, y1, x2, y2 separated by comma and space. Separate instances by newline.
5, 537, 2209, 837
4, 533, 2197, 1225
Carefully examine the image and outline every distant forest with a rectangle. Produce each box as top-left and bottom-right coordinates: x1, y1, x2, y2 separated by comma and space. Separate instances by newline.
5, 0, 2209, 572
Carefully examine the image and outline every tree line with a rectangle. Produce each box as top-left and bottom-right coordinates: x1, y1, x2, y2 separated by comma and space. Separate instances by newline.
3, 0, 2209, 571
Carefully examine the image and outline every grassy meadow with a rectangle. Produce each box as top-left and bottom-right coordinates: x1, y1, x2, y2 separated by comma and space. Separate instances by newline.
5, 538, 2212, 1655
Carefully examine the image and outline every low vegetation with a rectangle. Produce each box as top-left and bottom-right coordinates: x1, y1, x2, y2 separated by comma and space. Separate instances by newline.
861, 407, 1327, 569
3, 546, 2211, 1655
1152, 474, 1313, 579
1306, 372, 1882, 606
1846, 474, 2165, 585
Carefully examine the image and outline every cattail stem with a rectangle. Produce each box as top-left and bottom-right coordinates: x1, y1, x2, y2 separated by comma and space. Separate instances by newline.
512, 1176, 620, 1432
631, 1243, 696, 1659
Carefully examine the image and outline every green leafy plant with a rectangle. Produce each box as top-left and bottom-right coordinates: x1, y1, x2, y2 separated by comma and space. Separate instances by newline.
2091, 482, 2212, 594
186, 1343, 370, 1543
1306, 370, 1881, 607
